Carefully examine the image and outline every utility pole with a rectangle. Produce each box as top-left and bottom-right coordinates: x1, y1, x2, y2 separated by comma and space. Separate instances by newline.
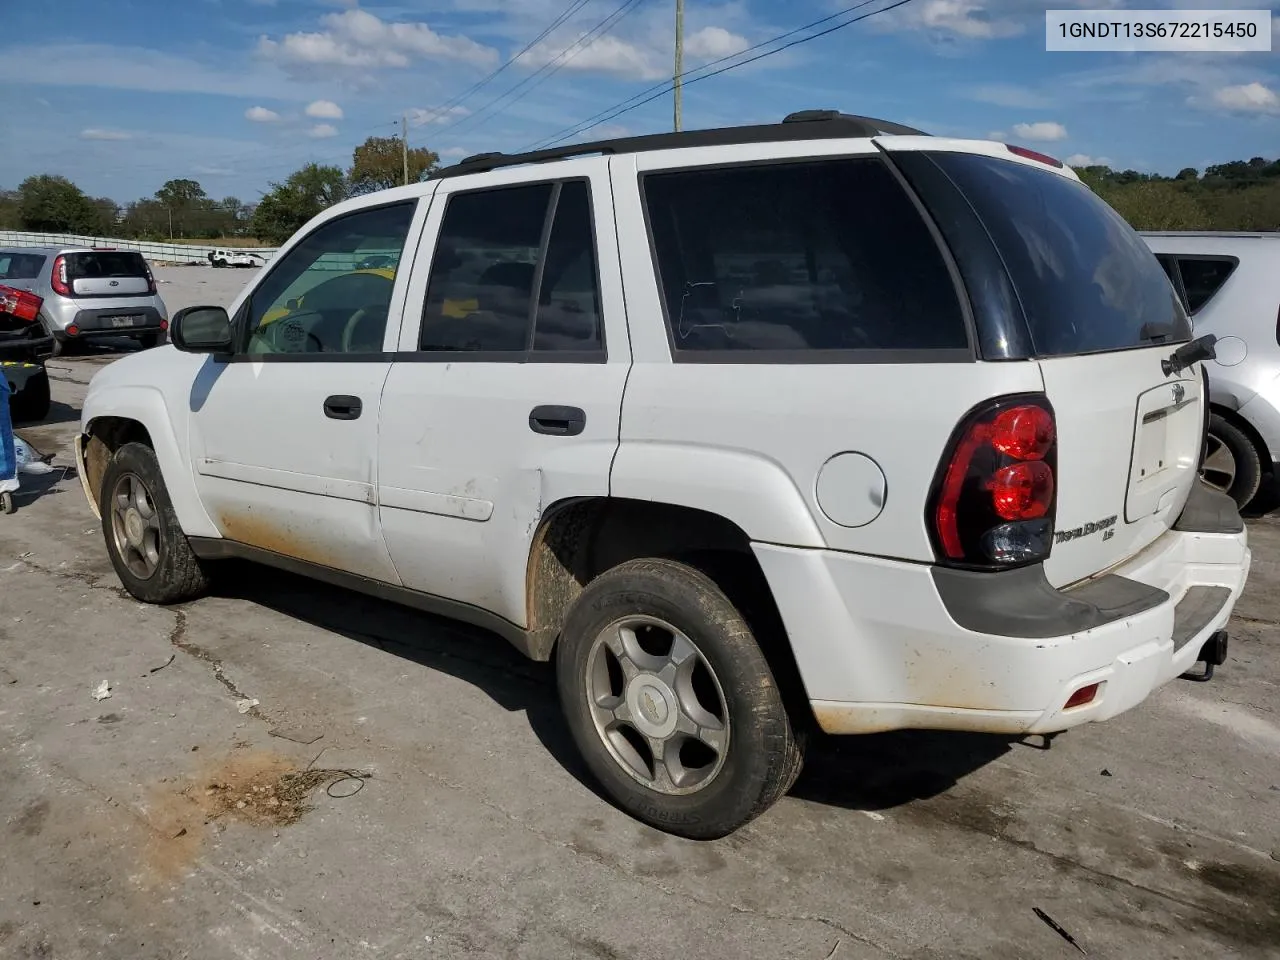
673, 0, 684, 132
401, 112, 410, 186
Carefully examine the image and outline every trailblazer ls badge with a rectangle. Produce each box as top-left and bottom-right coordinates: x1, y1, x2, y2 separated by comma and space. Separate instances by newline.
1054, 514, 1118, 545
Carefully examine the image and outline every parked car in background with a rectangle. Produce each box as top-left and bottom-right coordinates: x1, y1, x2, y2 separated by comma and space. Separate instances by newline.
77, 114, 1249, 838
208, 248, 265, 269
1143, 232, 1280, 509
0, 246, 168, 353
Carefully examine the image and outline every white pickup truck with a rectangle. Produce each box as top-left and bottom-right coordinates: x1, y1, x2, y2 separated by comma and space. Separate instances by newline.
75, 112, 1250, 839
207, 248, 263, 269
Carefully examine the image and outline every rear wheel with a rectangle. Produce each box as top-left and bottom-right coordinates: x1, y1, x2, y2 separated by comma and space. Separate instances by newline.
1202, 413, 1261, 509
9, 369, 50, 423
100, 442, 209, 604
557, 558, 803, 840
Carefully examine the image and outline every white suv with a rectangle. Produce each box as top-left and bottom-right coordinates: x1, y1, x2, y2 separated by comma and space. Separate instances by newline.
74, 113, 1252, 839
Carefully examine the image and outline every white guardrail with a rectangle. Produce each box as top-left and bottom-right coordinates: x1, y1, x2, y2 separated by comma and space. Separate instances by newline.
0, 230, 280, 265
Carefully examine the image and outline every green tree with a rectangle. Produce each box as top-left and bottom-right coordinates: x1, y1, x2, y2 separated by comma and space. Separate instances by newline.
348, 135, 439, 195
1175, 167, 1198, 181
0, 189, 20, 229
17, 174, 102, 233
250, 164, 348, 243
155, 178, 208, 207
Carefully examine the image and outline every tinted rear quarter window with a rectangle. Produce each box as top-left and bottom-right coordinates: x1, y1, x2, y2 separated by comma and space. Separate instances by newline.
1176, 257, 1237, 313
926, 153, 1189, 357
67, 251, 150, 279
642, 158, 967, 357
0, 253, 47, 280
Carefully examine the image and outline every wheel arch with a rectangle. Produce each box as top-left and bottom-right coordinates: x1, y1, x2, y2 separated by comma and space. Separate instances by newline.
1210, 402, 1271, 469
525, 496, 813, 726
81, 387, 218, 537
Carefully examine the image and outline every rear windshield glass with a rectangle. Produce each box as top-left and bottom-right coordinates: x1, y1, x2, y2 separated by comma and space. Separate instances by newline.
67, 251, 150, 279
929, 152, 1190, 357
0, 252, 46, 280
642, 157, 967, 356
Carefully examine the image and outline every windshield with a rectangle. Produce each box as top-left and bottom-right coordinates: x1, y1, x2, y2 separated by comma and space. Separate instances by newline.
928, 152, 1190, 357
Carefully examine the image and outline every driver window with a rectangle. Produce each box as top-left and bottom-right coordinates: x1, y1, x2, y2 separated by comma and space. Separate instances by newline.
243, 202, 416, 357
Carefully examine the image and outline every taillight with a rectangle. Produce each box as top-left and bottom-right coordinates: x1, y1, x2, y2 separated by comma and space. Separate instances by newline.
50, 255, 72, 296
0, 285, 43, 323
144, 262, 157, 294
929, 395, 1058, 569
1005, 144, 1064, 169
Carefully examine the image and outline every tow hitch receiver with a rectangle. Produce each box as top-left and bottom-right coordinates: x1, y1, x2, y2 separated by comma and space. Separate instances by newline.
1181, 630, 1229, 683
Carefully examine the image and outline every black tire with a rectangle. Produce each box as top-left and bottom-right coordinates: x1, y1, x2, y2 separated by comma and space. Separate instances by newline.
1, 492, 14, 515
9, 370, 50, 423
1204, 413, 1262, 509
557, 557, 804, 840
99, 442, 209, 604
137, 333, 160, 349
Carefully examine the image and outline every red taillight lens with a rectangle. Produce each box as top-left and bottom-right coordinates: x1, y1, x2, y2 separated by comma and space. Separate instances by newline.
1064, 683, 1099, 709
988, 461, 1054, 521
50, 255, 72, 296
930, 396, 1058, 569
1005, 144, 1064, 169
0, 285, 42, 323
144, 262, 157, 294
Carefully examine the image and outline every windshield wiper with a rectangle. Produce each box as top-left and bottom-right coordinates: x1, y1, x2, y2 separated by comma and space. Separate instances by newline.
1162, 333, 1217, 377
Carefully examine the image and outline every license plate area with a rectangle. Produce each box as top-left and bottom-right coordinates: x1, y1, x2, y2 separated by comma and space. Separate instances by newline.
108, 315, 144, 328
1125, 378, 1201, 523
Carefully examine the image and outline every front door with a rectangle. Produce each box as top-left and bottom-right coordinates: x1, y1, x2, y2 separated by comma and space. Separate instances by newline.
188, 199, 424, 582
377, 161, 631, 626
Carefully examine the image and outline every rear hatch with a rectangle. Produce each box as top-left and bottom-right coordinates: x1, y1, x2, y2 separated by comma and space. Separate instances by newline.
902, 148, 1202, 588
64, 250, 153, 297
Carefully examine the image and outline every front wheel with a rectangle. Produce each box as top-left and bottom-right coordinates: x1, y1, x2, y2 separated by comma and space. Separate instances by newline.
557, 558, 803, 840
99, 442, 209, 604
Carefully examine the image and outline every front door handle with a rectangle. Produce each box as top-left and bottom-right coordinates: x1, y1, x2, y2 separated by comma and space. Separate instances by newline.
324, 395, 363, 420
529, 405, 586, 437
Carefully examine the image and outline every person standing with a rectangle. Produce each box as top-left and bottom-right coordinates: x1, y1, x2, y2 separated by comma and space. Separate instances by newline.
0, 375, 18, 513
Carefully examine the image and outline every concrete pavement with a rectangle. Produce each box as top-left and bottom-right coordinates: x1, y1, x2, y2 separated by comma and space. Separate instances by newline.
1, 266, 1278, 960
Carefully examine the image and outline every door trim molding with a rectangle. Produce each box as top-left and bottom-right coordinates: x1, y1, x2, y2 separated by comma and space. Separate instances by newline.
196, 458, 375, 504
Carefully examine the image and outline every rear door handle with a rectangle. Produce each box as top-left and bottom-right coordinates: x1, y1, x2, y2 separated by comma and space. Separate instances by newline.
324, 395, 363, 421
529, 405, 586, 437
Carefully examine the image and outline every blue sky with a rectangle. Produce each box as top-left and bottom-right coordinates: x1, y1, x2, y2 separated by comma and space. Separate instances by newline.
1, 0, 1277, 204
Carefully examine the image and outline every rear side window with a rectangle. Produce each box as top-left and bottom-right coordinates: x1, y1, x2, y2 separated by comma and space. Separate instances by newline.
642, 158, 968, 358
0, 253, 46, 280
67, 251, 150, 279
1176, 257, 1237, 313
419, 180, 604, 356
927, 153, 1190, 357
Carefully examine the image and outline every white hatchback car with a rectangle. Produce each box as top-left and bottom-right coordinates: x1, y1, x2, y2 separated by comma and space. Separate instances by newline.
76, 112, 1251, 838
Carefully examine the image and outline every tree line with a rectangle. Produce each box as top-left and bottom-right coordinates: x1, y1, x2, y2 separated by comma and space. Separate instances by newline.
3, 138, 1276, 245
0, 135, 440, 245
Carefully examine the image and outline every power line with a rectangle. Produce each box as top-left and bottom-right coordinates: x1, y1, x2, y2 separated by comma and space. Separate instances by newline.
528, 0, 906, 151
436, 0, 648, 141
409, 0, 597, 128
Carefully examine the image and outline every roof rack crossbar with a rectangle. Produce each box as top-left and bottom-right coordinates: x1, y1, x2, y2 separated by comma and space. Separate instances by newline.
429, 111, 928, 180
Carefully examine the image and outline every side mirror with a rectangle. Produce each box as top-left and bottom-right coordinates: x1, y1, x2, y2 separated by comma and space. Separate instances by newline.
171, 305, 234, 354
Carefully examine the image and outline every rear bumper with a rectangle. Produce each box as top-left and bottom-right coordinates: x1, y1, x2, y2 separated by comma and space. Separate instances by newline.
755, 483, 1250, 736
58, 305, 166, 338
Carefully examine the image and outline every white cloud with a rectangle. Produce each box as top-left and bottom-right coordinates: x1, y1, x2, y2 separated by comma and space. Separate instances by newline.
524, 32, 666, 81
245, 105, 281, 122
1209, 82, 1280, 114
257, 8, 497, 73
308, 123, 339, 138
1011, 121, 1068, 141
409, 105, 470, 126
193, 165, 234, 176
1065, 153, 1114, 167
439, 146, 470, 159
305, 99, 344, 119
683, 26, 750, 60
80, 128, 131, 141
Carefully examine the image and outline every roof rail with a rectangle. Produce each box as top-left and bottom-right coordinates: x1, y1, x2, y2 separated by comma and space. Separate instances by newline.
429, 111, 928, 180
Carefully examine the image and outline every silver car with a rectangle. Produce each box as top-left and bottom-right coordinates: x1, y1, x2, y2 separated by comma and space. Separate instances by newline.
0, 246, 169, 352
1142, 231, 1280, 509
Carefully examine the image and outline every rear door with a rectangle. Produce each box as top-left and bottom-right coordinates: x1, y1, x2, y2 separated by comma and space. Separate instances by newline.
65, 251, 153, 297
911, 149, 1203, 587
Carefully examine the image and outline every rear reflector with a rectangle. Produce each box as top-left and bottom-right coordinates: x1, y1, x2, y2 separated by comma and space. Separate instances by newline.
1064, 683, 1100, 709
1005, 144, 1065, 169
66, 325, 79, 337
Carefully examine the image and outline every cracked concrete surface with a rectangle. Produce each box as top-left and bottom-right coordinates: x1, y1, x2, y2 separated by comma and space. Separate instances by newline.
1, 267, 1279, 959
